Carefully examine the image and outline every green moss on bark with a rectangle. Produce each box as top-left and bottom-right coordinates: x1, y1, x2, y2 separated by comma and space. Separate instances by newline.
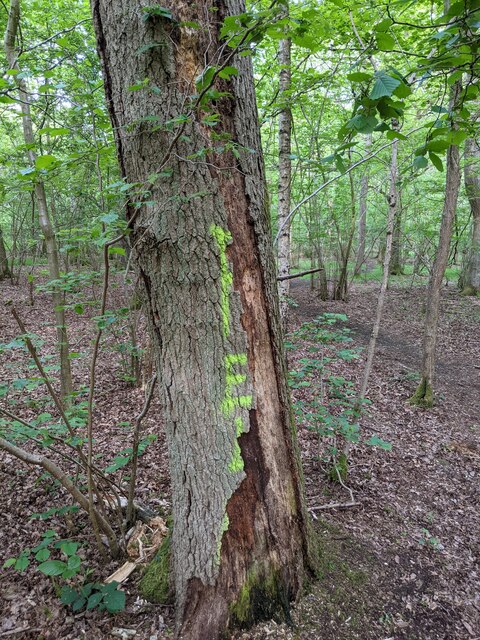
461, 285, 478, 296
139, 525, 173, 604
409, 378, 434, 408
229, 566, 291, 629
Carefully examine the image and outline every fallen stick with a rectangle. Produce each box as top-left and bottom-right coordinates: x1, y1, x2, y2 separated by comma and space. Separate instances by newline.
309, 500, 360, 512
277, 267, 325, 282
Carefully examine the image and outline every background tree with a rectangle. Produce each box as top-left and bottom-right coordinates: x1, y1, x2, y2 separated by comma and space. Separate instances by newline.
277, 1, 293, 325
460, 136, 480, 295
4, 0, 72, 400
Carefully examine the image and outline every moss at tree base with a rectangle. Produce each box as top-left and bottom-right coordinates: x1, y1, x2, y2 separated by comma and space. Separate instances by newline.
229, 565, 293, 629
139, 527, 173, 604
328, 452, 349, 483
408, 378, 434, 408
460, 285, 478, 296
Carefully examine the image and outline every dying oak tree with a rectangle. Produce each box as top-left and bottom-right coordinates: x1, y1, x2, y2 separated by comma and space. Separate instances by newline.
91, 1, 312, 638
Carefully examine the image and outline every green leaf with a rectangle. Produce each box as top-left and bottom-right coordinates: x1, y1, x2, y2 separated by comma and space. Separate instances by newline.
335, 155, 347, 174
37, 127, 70, 137
72, 597, 87, 612
87, 592, 104, 610
105, 455, 130, 473
348, 114, 378, 134
60, 586, 80, 605
35, 155, 57, 170
15, 556, 30, 572
375, 18, 393, 31
347, 72, 372, 82
35, 549, 51, 562
393, 82, 412, 98
366, 436, 392, 450
218, 66, 238, 80
60, 542, 79, 557
108, 246, 126, 256
103, 587, 126, 613
386, 130, 407, 141
128, 78, 149, 91
142, 5, 174, 21
370, 72, 401, 100
67, 555, 81, 570
3, 558, 16, 568
376, 32, 396, 51
413, 155, 428, 171
429, 152, 444, 171
426, 139, 449, 153
195, 65, 216, 92
38, 560, 67, 576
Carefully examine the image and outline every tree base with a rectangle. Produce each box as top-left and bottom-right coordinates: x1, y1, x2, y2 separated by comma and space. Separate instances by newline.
408, 379, 434, 408
139, 527, 173, 605
229, 565, 294, 629
460, 285, 478, 297
389, 267, 404, 276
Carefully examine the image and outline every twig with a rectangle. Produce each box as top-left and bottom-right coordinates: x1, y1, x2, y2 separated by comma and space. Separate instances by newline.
277, 267, 325, 281
126, 374, 157, 525
309, 500, 360, 512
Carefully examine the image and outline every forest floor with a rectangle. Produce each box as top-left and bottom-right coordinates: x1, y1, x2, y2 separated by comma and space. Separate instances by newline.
0, 274, 479, 640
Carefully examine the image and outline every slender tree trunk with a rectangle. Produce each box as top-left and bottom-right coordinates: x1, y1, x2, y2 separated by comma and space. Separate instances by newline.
344, 138, 398, 460
460, 137, 480, 295
410, 81, 462, 407
354, 134, 371, 276
334, 158, 356, 300
91, 2, 311, 638
316, 242, 329, 300
4, 0, 72, 400
0, 227, 10, 280
388, 127, 403, 275
277, 11, 292, 328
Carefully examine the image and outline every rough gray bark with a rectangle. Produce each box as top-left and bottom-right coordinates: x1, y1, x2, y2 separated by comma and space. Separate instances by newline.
91, 2, 311, 638
277, 15, 292, 327
460, 137, 480, 295
0, 227, 10, 280
410, 81, 462, 407
4, 0, 72, 400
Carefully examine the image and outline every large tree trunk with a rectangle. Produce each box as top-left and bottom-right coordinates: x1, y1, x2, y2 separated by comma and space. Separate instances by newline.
4, 0, 72, 401
410, 81, 462, 407
91, 2, 311, 638
460, 137, 480, 295
0, 227, 11, 280
277, 11, 292, 328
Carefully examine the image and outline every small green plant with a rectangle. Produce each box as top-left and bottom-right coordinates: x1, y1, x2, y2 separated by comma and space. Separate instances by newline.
286, 313, 390, 475
60, 581, 126, 613
418, 528, 442, 550
3, 530, 83, 579
104, 433, 157, 473
3, 530, 125, 614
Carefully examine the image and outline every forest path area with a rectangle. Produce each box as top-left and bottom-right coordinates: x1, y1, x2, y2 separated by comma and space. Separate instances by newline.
250, 280, 479, 640
0, 278, 479, 640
